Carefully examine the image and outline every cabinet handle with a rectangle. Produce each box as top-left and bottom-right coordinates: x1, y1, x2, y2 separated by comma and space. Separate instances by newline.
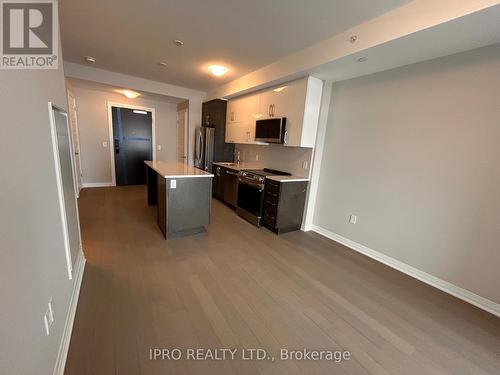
271, 104, 275, 117
231, 112, 234, 121
268, 104, 272, 117
216, 167, 221, 176
283, 130, 288, 144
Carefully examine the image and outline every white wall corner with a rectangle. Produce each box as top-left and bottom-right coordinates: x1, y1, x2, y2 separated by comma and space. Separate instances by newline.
302, 80, 333, 231
310, 225, 500, 318
52, 249, 86, 375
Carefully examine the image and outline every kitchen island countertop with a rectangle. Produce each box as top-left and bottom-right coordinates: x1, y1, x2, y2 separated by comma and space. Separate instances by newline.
144, 160, 213, 178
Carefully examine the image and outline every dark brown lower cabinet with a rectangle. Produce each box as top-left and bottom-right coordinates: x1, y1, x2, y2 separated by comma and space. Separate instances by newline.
213, 165, 224, 200
223, 168, 239, 207
263, 179, 308, 234
212, 165, 238, 208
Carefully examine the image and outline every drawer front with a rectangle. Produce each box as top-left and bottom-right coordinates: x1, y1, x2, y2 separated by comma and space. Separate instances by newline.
263, 212, 277, 228
264, 191, 279, 204
265, 180, 280, 195
264, 201, 277, 217
263, 201, 278, 228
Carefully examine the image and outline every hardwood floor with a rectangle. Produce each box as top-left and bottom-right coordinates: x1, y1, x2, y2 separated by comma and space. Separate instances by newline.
65, 186, 500, 375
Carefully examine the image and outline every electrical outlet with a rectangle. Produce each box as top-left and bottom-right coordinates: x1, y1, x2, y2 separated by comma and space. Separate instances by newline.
302, 160, 308, 169
349, 214, 357, 224
170, 180, 176, 189
102, 141, 108, 147
157, 145, 162, 151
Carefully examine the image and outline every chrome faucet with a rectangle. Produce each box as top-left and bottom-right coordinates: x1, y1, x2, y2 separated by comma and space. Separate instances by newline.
235, 149, 241, 166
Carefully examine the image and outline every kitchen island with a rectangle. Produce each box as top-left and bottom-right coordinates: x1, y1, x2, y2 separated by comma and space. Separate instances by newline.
144, 161, 213, 239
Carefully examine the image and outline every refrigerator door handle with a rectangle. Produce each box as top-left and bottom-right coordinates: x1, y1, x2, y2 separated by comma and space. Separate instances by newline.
195, 130, 199, 164
200, 130, 204, 166
197, 130, 201, 163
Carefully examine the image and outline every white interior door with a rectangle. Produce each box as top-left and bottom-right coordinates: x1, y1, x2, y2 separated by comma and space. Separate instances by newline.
49, 104, 83, 279
67, 91, 83, 195
177, 108, 188, 163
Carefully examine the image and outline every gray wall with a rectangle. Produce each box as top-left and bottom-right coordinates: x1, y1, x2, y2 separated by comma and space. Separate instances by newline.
67, 79, 179, 184
314, 44, 500, 304
0, 42, 81, 373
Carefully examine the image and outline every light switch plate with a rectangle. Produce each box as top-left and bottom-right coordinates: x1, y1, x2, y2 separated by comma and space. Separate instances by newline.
157, 145, 162, 151
302, 161, 309, 169
170, 180, 176, 189
48, 297, 55, 323
44, 312, 50, 336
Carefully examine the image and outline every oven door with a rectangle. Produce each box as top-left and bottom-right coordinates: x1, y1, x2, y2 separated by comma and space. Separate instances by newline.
237, 180, 264, 217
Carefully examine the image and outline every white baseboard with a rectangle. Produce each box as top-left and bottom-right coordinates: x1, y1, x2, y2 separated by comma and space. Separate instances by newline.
302, 224, 313, 232
53, 250, 86, 375
310, 225, 500, 317
82, 182, 113, 188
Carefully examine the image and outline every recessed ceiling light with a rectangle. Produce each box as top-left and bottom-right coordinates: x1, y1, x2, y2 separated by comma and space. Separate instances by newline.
357, 57, 368, 62
116, 89, 140, 99
208, 65, 228, 77
84, 56, 96, 63
350, 35, 358, 43
158, 62, 167, 67
273, 86, 287, 92
173, 39, 184, 46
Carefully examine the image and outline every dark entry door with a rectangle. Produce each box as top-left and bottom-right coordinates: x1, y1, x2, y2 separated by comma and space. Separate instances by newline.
112, 107, 152, 185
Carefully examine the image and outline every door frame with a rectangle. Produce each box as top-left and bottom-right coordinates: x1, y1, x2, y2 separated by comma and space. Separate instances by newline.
67, 89, 83, 197
177, 107, 189, 163
48, 102, 83, 280
107, 102, 156, 186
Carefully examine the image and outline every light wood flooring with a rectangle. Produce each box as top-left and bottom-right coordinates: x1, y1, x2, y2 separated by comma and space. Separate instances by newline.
64, 186, 500, 375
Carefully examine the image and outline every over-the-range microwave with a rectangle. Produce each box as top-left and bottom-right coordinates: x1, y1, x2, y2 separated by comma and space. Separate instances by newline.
254, 117, 287, 144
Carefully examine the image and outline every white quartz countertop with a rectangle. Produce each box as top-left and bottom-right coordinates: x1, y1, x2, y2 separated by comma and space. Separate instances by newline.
212, 162, 309, 182
144, 161, 214, 178
212, 161, 262, 171
267, 175, 309, 183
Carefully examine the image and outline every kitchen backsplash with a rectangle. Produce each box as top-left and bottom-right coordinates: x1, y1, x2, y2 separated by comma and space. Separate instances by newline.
236, 144, 313, 178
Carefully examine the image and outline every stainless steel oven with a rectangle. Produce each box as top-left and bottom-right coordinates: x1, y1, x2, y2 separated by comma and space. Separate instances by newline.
236, 171, 265, 226
255, 118, 287, 144
236, 169, 290, 226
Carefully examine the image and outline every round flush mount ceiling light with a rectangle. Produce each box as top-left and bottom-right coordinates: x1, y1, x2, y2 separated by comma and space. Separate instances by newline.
357, 57, 368, 62
273, 86, 287, 92
116, 89, 140, 99
208, 65, 228, 77
158, 62, 168, 67
173, 39, 184, 46
84, 56, 96, 63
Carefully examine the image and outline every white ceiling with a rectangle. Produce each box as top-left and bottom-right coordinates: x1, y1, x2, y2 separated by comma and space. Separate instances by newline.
59, 0, 411, 91
66, 78, 186, 104
312, 5, 500, 82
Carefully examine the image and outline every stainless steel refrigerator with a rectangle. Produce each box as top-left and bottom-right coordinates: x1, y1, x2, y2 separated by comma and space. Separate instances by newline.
194, 126, 215, 172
